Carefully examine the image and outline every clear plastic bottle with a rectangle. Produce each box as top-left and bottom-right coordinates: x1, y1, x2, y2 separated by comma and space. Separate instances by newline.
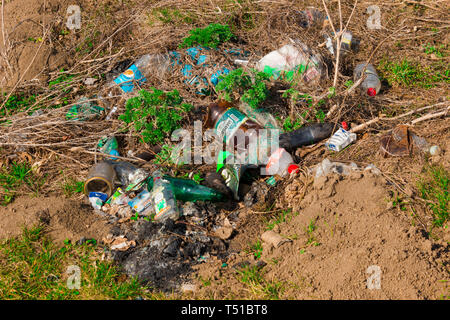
98, 54, 171, 117
353, 63, 381, 97
150, 170, 179, 222
237, 101, 280, 130
255, 41, 324, 84
265, 147, 299, 177
324, 30, 360, 57
105, 54, 170, 93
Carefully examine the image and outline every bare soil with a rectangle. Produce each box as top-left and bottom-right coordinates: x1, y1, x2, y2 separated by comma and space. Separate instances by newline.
0, 195, 111, 244
0, 0, 448, 300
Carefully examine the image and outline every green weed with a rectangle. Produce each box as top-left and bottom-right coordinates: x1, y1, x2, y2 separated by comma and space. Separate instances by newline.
249, 240, 263, 260
305, 219, 320, 246
0, 162, 44, 205
179, 23, 235, 49
216, 68, 270, 109
61, 177, 84, 197
418, 165, 449, 228
379, 58, 449, 88
236, 265, 284, 299
265, 209, 293, 231
423, 43, 446, 58
119, 88, 193, 145
1, 93, 37, 118
149, 8, 196, 25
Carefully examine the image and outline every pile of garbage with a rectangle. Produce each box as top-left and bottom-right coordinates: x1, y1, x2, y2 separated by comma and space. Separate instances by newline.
58, 6, 442, 290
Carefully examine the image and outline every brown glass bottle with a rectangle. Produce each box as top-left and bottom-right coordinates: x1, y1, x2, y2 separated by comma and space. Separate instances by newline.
204, 100, 264, 156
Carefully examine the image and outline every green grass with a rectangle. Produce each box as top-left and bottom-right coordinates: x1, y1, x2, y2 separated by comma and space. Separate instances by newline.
379, 58, 449, 88
0, 162, 45, 205
0, 225, 161, 300
247, 240, 263, 260
418, 165, 449, 228
423, 43, 447, 58
61, 177, 85, 197
236, 265, 284, 299
149, 8, 196, 25
305, 219, 320, 247
265, 209, 294, 231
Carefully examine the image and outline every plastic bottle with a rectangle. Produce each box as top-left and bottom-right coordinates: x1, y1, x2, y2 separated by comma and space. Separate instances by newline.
106, 54, 170, 93
278, 122, 335, 151
128, 189, 154, 215
325, 128, 357, 152
66, 96, 104, 121
97, 136, 120, 160
97, 54, 171, 117
237, 101, 280, 130
146, 175, 225, 202
353, 63, 381, 97
255, 41, 324, 83
265, 148, 299, 177
324, 30, 360, 56
150, 170, 179, 222
296, 7, 327, 28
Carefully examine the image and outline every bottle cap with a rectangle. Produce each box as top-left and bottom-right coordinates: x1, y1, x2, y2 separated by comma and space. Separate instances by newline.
367, 88, 377, 96
341, 121, 349, 131
288, 164, 300, 175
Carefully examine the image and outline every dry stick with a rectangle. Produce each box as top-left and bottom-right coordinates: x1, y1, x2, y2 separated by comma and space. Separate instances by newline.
349, 103, 449, 133
410, 106, 450, 125
68, 147, 148, 164
382, 102, 448, 121
1, 0, 6, 49
327, 25, 409, 120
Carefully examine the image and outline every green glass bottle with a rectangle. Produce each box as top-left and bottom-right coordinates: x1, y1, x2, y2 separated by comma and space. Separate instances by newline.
146, 175, 225, 202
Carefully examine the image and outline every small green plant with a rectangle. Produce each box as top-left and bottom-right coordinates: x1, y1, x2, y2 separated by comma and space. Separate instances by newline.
216, 68, 270, 109
149, 8, 195, 25
282, 117, 303, 132
423, 43, 446, 58
1, 93, 37, 117
48, 69, 74, 90
179, 23, 235, 49
266, 209, 292, 231
418, 165, 449, 228
344, 80, 354, 88
0, 162, 44, 205
62, 177, 84, 197
237, 265, 283, 299
305, 219, 320, 246
250, 240, 263, 260
119, 88, 193, 145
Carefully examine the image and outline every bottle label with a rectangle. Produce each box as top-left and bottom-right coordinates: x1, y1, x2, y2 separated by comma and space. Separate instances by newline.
113, 64, 146, 93
214, 108, 248, 144
303, 66, 320, 82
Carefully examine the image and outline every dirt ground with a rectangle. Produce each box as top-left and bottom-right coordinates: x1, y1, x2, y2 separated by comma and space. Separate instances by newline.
0, 0, 449, 300
189, 156, 449, 299
0, 195, 111, 244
